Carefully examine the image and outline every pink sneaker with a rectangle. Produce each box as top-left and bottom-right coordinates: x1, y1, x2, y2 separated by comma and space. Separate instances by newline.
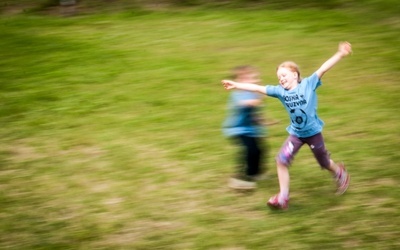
335, 162, 350, 195
267, 193, 289, 210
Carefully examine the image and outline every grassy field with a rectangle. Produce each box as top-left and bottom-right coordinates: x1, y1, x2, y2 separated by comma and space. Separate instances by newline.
1, 2, 399, 249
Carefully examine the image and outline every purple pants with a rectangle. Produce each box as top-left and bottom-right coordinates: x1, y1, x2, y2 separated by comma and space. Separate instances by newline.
277, 133, 330, 169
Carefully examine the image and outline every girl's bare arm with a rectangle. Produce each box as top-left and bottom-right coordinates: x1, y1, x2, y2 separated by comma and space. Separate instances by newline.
316, 41, 352, 79
221, 80, 267, 95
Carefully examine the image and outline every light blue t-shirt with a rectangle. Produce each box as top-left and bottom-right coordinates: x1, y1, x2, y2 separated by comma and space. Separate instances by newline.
266, 72, 324, 138
223, 90, 265, 137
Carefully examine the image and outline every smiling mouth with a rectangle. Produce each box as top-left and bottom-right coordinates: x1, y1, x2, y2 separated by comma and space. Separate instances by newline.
280, 82, 290, 90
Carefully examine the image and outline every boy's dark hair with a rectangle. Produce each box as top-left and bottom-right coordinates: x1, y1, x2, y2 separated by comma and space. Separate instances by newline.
231, 65, 258, 79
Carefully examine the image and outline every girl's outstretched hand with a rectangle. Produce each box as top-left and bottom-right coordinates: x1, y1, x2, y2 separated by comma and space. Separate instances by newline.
221, 80, 237, 90
338, 41, 352, 57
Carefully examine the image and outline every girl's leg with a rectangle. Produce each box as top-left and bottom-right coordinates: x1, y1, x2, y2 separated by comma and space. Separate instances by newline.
327, 160, 339, 175
276, 161, 290, 200
306, 133, 350, 195
268, 135, 303, 208
305, 133, 332, 170
305, 133, 340, 175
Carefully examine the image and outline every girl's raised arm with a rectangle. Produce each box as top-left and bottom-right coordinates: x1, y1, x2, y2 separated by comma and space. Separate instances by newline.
315, 42, 352, 79
221, 80, 267, 95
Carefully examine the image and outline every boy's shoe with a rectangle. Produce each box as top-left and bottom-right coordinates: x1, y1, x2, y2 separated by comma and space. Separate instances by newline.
266, 193, 289, 210
228, 177, 256, 190
250, 173, 268, 181
335, 162, 350, 195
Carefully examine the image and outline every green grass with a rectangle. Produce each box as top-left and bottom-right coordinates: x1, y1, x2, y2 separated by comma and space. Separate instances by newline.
1, 3, 399, 249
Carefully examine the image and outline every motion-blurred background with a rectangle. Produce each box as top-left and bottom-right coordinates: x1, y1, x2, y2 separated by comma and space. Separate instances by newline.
1, 1, 399, 249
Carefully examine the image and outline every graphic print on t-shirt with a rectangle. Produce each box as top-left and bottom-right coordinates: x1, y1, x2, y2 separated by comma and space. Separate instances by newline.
290, 108, 307, 129
284, 94, 308, 130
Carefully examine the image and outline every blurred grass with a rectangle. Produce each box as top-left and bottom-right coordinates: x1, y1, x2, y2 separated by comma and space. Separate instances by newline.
1, 2, 400, 249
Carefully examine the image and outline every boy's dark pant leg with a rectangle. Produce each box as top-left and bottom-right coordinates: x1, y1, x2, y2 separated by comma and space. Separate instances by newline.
237, 135, 264, 176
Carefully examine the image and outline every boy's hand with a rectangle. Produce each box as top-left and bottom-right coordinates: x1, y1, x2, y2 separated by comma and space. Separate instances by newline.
221, 80, 237, 90
338, 41, 352, 57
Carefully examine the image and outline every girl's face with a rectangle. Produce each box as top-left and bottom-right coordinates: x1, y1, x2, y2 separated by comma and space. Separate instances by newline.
277, 67, 298, 90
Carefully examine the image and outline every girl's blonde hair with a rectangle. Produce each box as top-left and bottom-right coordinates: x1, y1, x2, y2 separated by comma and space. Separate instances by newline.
277, 61, 302, 83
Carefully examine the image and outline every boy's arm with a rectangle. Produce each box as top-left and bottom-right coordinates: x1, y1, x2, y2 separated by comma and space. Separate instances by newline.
315, 41, 352, 79
221, 80, 267, 95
